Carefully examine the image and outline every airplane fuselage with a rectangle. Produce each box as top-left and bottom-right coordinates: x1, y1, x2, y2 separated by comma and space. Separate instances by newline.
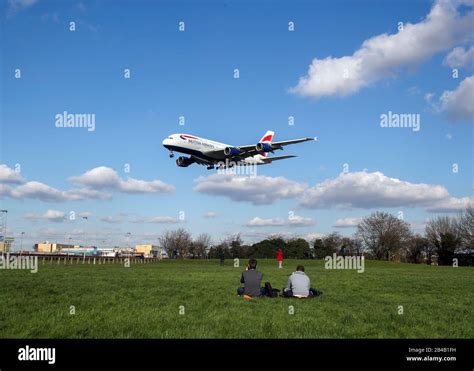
162, 134, 267, 165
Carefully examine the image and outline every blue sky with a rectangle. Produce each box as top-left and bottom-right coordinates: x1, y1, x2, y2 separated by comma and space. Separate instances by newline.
1, 0, 473, 249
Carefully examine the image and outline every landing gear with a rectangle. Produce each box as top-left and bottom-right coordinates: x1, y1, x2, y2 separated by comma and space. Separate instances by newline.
169, 151, 174, 158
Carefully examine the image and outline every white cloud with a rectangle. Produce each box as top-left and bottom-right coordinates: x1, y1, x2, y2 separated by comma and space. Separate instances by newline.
0, 164, 24, 184
443, 45, 474, 68
246, 215, 314, 227
8, 0, 38, 15
299, 171, 472, 212
100, 215, 123, 224
203, 211, 218, 218
438, 75, 474, 121
0, 164, 113, 202
8, 181, 111, 202
67, 188, 112, 201
302, 232, 326, 242
288, 214, 315, 226
241, 230, 274, 239
0, 165, 173, 202
119, 178, 174, 194
70, 167, 120, 189
24, 209, 67, 222
70, 166, 175, 194
194, 171, 470, 214
0, 184, 12, 197
193, 173, 306, 205
333, 217, 362, 228
426, 196, 473, 212
246, 217, 286, 227
131, 216, 180, 224
290, 0, 474, 98
148, 216, 180, 224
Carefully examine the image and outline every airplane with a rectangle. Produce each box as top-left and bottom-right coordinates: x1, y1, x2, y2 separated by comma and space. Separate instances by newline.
162, 130, 317, 169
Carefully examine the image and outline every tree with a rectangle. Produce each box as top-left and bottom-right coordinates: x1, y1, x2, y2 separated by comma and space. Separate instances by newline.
351, 237, 364, 256
190, 233, 212, 258
251, 238, 280, 258
357, 212, 412, 260
208, 238, 232, 259
269, 235, 287, 257
456, 206, 474, 248
227, 234, 243, 258
158, 228, 193, 258
425, 216, 460, 265
286, 238, 311, 259
313, 233, 341, 259
405, 235, 428, 264
438, 232, 460, 265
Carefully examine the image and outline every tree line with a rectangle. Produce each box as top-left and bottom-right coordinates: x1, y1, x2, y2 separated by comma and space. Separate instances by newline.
158, 207, 473, 266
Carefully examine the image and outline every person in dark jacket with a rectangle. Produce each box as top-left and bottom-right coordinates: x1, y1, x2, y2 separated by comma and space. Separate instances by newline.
237, 259, 265, 297
219, 251, 225, 266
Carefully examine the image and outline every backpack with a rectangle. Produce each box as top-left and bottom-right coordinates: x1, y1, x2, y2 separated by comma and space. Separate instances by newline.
264, 282, 280, 298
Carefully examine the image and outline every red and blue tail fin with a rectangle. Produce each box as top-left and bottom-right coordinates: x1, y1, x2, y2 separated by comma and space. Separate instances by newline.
259, 130, 274, 143
258, 131, 274, 157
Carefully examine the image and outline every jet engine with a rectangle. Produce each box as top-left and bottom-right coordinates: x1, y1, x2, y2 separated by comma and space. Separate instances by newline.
256, 142, 273, 153
176, 156, 194, 167
224, 147, 241, 157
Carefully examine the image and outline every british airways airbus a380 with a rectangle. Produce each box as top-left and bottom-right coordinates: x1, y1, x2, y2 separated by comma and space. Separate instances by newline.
162, 131, 317, 169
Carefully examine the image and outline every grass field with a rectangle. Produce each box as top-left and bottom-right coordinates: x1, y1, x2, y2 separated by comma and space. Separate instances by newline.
0, 258, 472, 338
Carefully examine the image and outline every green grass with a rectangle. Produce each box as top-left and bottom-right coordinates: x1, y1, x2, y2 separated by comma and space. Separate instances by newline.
0, 258, 472, 338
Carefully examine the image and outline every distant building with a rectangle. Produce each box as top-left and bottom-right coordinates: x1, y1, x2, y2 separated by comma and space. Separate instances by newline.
60, 246, 100, 256
135, 244, 164, 258
34, 242, 76, 253
0, 239, 14, 253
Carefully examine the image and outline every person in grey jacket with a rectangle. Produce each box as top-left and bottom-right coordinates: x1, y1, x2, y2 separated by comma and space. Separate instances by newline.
283, 265, 320, 297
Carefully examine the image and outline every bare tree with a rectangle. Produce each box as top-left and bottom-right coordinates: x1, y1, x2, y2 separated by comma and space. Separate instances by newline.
356, 212, 412, 260
425, 216, 457, 247
191, 233, 212, 258
158, 228, 193, 258
425, 216, 460, 265
404, 235, 429, 264
313, 232, 341, 259
324, 232, 343, 252
340, 236, 364, 256
456, 206, 474, 248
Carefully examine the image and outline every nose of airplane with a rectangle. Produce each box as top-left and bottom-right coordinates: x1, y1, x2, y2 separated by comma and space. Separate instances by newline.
162, 138, 170, 146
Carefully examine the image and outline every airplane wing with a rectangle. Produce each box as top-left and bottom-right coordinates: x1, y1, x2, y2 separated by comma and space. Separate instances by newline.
269, 137, 317, 150
237, 137, 316, 154
261, 155, 297, 163
205, 137, 317, 160
190, 155, 213, 166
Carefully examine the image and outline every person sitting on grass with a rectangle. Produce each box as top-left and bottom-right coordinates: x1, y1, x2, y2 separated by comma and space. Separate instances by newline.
237, 258, 265, 297
282, 265, 321, 298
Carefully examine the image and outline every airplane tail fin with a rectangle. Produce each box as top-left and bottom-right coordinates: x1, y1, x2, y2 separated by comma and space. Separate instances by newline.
259, 130, 274, 143
258, 131, 274, 158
